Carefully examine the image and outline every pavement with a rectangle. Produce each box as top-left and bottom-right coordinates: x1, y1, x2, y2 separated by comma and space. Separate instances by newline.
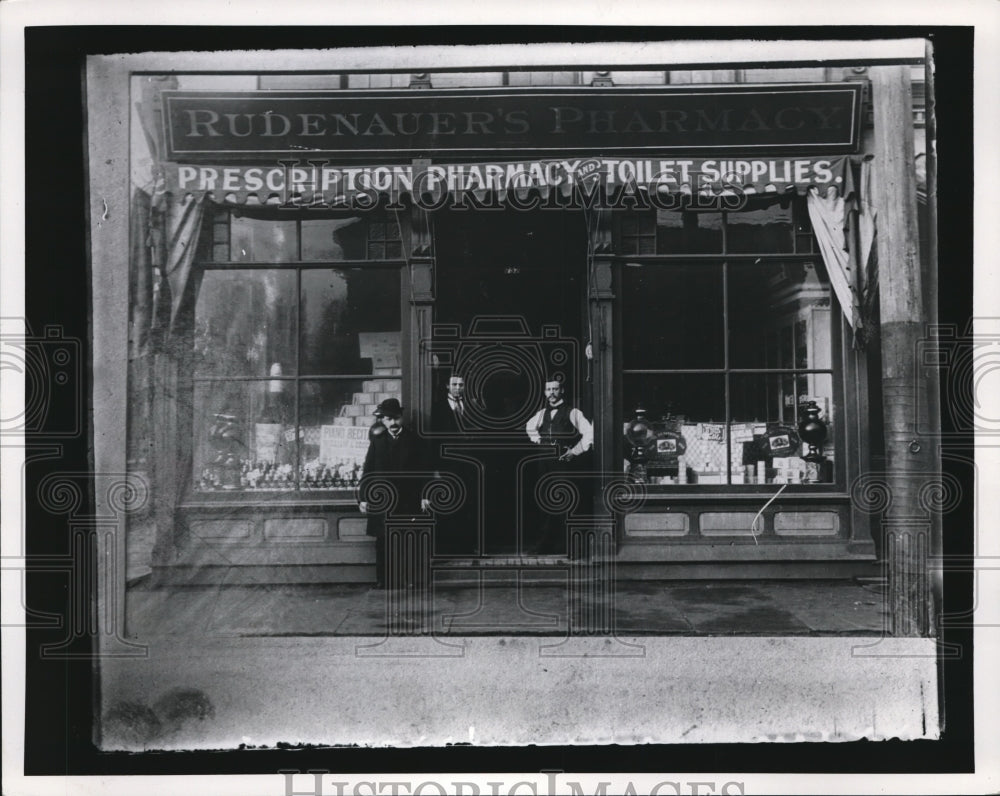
108, 578, 932, 752
125, 578, 887, 638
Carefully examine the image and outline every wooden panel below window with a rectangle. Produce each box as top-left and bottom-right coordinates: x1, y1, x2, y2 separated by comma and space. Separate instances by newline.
774, 511, 840, 536
339, 517, 369, 538
188, 519, 253, 540
624, 512, 689, 537
699, 512, 759, 536
263, 517, 328, 541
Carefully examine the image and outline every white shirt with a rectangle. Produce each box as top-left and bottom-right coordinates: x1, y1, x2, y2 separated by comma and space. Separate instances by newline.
525, 402, 594, 457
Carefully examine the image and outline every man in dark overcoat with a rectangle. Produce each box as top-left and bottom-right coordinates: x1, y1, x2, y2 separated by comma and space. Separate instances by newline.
359, 398, 432, 588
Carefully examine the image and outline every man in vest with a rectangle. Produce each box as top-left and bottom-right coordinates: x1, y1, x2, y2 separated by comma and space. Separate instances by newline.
524, 377, 594, 555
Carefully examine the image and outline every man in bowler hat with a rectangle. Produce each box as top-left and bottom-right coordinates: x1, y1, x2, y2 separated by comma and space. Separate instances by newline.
358, 398, 432, 588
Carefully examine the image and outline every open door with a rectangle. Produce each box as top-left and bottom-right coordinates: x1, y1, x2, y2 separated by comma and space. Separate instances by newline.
432, 208, 587, 555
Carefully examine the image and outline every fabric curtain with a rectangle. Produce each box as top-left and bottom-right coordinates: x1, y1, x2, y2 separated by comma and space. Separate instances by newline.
806, 177, 865, 344
856, 158, 878, 279
137, 186, 207, 564
150, 189, 207, 335
855, 159, 880, 338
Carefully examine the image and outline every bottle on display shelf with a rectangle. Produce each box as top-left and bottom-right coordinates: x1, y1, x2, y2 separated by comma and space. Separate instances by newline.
256, 362, 290, 467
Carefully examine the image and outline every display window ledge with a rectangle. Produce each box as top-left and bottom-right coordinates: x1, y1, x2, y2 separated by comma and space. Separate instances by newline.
636, 487, 848, 501
179, 491, 361, 511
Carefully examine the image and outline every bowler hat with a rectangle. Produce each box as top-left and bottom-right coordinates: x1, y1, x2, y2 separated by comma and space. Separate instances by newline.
376, 398, 403, 418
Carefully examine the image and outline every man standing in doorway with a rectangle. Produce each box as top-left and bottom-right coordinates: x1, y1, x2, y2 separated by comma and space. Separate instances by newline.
525, 377, 594, 555
430, 372, 479, 556
359, 398, 432, 589
432, 373, 467, 435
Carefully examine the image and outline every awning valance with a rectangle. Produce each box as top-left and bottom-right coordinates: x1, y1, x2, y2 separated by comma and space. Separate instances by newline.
145, 152, 876, 346
160, 155, 863, 209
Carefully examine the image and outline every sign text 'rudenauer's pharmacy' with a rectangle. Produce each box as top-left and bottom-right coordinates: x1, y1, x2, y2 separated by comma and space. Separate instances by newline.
162, 84, 863, 160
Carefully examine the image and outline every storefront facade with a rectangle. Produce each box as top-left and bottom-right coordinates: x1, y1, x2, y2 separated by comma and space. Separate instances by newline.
120, 61, 930, 585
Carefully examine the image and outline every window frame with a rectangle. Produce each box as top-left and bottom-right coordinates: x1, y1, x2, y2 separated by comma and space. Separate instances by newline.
612, 198, 848, 495
184, 206, 408, 498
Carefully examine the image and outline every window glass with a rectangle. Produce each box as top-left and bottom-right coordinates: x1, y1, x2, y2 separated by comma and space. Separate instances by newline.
192, 380, 299, 493
299, 379, 399, 488
230, 216, 297, 261
366, 218, 403, 259
725, 199, 794, 253
299, 268, 401, 375
191, 214, 404, 494
193, 270, 297, 378
210, 213, 230, 261
794, 205, 816, 254
426, 72, 506, 88
618, 213, 657, 255
655, 210, 723, 253
622, 374, 726, 485
727, 261, 832, 370
301, 217, 367, 260
729, 372, 835, 483
621, 263, 724, 370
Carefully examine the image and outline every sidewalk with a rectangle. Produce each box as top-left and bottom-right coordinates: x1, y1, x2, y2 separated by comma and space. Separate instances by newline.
125, 578, 887, 637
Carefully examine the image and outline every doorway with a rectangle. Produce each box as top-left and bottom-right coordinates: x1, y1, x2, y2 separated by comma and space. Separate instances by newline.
432, 208, 587, 555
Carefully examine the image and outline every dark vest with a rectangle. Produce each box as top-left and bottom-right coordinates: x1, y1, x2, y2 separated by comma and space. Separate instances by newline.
538, 404, 582, 448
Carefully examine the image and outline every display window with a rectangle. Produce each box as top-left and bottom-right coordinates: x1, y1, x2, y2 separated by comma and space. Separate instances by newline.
188, 209, 404, 494
617, 197, 839, 488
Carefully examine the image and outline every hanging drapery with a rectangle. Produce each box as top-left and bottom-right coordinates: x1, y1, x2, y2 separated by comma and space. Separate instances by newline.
130, 189, 155, 359
806, 180, 865, 342
160, 153, 874, 338
857, 158, 878, 280
131, 179, 206, 565
855, 158, 880, 339
149, 185, 207, 335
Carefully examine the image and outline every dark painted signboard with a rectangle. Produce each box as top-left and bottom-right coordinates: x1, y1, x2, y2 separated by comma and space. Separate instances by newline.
162, 84, 863, 160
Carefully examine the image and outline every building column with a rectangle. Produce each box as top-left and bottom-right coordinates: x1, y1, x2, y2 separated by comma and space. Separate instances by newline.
588, 243, 616, 553
871, 65, 936, 636
407, 200, 434, 430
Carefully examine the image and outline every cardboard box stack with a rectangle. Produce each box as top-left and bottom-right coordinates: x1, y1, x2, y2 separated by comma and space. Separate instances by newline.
341, 370, 403, 426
